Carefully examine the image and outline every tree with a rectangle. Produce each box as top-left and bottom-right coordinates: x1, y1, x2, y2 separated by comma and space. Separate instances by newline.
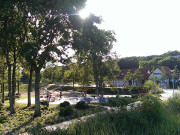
103, 56, 120, 83
149, 72, 159, 94
72, 14, 116, 95
159, 67, 169, 87
124, 70, 133, 85
20, 0, 86, 117
42, 66, 65, 83
118, 57, 142, 69
63, 63, 79, 88
139, 57, 162, 69
158, 56, 180, 70
133, 69, 143, 85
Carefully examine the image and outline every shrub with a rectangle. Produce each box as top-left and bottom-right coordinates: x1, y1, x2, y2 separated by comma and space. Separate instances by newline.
0, 115, 7, 123
131, 94, 138, 98
166, 95, 180, 113
59, 106, 74, 117
108, 96, 133, 107
139, 95, 164, 123
60, 101, 70, 108
75, 101, 89, 109
40, 100, 49, 107
128, 85, 146, 94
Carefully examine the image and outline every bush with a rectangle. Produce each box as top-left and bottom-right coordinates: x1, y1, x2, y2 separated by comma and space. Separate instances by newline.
0, 115, 7, 123
110, 88, 119, 94
128, 85, 146, 94
40, 100, 49, 107
139, 95, 164, 123
131, 94, 138, 98
60, 101, 70, 108
59, 106, 74, 117
166, 95, 180, 113
75, 101, 89, 109
108, 96, 133, 107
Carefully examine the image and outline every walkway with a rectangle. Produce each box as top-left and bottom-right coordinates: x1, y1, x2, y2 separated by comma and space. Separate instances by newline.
16, 95, 131, 105
160, 89, 180, 101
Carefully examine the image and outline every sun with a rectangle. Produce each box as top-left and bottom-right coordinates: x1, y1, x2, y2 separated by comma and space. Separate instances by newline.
79, 9, 90, 19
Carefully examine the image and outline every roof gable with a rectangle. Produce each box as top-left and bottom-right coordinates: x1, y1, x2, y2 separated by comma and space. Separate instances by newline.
117, 68, 151, 80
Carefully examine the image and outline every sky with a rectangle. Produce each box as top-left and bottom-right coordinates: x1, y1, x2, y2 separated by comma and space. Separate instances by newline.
79, 0, 180, 58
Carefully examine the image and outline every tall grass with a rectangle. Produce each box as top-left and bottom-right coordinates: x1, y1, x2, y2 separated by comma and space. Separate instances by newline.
37, 95, 180, 135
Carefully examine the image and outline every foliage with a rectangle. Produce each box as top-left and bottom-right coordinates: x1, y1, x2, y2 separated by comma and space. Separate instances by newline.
40, 101, 49, 107
60, 101, 70, 108
75, 101, 89, 109
47, 102, 180, 135
144, 80, 159, 90
109, 88, 119, 95
42, 66, 65, 83
158, 56, 180, 70
133, 69, 143, 82
103, 56, 120, 82
59, 106, 74, 117
165, 94, 180, 113
128, 85, 146, 94
139, 57, 162, 69
140, 95, 165, 123
118, 57, 143, 69
148, 72, 160, 94
108, 96, 133, 107
72, 14, 116, 91
124, 70, 133, 83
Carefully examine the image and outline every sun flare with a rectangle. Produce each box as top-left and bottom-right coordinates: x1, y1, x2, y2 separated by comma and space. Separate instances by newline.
79, 10, 90, 19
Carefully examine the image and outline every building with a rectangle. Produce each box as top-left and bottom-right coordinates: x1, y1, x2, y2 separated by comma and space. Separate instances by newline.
112, 68, 151, 86
112, 66, 173, 88
148, 66, 172, 88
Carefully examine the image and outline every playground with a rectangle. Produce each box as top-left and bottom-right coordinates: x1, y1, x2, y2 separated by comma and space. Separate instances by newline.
16, 87, 131, 105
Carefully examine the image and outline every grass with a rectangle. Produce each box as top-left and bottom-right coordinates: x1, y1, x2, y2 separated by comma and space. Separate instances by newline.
35, 95, 180, 135
0, 93, 106, 135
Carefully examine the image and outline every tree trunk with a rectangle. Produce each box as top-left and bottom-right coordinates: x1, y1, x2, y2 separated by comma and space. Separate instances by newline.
93, 65, 99, 95
12, 54, 16, 105
0, 83, 2, 93
1, 63, 5, 103
2, 82, 4, 103
92, 55, 99, 96
27, 66, 33, 107
34, 68, 41, 117
18, 80, 20, 95
7, 62, 15, 114
73, 77, 75, 89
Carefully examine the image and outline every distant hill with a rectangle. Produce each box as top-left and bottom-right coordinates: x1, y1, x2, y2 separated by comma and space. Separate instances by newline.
118, 50, 180, 70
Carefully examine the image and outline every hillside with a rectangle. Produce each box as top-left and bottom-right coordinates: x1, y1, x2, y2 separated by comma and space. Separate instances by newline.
118, 50, 180, 70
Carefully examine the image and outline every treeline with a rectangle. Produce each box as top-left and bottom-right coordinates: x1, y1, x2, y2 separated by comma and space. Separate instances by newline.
118, 50, 180, 70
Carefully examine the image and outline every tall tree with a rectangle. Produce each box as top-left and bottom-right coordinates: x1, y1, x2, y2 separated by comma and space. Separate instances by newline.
72, 14, 116, 95
20, 0, 86, 117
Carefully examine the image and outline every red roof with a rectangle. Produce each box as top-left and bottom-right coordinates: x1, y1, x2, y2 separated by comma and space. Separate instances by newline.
117, 68, 151, 80
117, 66, 172, 80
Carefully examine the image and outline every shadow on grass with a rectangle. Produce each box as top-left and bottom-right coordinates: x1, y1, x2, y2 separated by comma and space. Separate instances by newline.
5, 105, 36, 135
5, 117, 34, 135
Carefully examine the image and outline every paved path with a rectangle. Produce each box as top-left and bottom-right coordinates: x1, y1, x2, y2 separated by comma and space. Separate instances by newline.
160, 89, 180, 101
45, 106, 115, 131
16, 95, 131, 105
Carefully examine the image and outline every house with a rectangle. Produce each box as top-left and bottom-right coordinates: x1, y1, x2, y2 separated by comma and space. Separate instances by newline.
112, 68, 151, 86
148, 66, 172, 88
112, 66, 173, 88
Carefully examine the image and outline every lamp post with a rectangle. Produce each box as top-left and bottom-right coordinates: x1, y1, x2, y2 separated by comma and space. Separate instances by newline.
170, 70, 175, 96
